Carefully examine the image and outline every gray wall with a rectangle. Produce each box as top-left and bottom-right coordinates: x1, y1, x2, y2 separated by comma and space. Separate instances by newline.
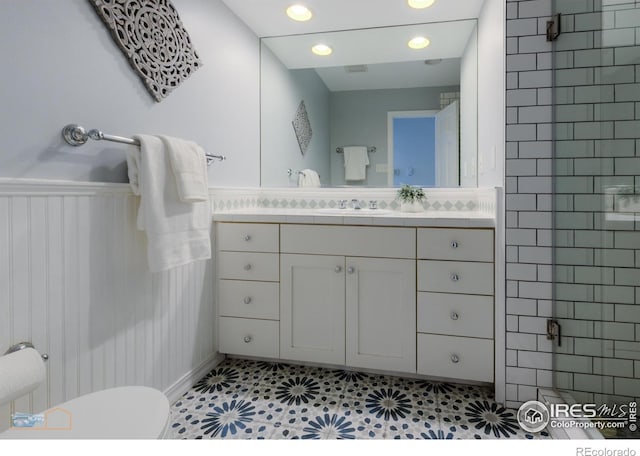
329, 86, 459, 187
0, 0, 260, 186
477, 0, 506, 188
260, 46, 331, 187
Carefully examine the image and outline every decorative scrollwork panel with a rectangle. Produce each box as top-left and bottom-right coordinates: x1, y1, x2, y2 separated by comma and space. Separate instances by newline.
292, 100, 312, 156
90, 0, 202, 102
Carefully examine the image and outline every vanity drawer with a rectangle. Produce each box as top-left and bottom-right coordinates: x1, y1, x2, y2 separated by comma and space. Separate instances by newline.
417, 292, 493, 339
219, 280, 279, 320
418, 260, 493, 295
417, 228, 493, 262
217, 223, 279, 253
218, 252, 279, 281
281, 224, 415, 259
417, 334, 494, 383
219, 317, 279, 358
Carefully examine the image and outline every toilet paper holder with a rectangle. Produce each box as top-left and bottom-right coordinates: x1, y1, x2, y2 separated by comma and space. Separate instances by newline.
3, 342, 49, 361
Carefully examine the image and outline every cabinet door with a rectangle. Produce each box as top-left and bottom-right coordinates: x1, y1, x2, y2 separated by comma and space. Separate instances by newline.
280, 254, 345, 365
346, 257, 416, 373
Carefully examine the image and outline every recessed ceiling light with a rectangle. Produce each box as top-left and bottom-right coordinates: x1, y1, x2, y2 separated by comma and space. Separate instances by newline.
408, 36, 430, 49
286, 4, 312, 22
311, 44, 332, 56
408, 0, 436, 9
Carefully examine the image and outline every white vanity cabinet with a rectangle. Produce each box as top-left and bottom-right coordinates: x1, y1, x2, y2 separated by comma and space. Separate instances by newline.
416, 228, 495, 383
345, 257, 415, 373
215, 220, 495, 385
280, 254, 346, 365
216, 223, 280, 358
279, 225, 416, 373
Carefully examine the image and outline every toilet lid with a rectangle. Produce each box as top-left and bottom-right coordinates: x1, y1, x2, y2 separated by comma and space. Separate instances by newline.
0, 386, 169, 439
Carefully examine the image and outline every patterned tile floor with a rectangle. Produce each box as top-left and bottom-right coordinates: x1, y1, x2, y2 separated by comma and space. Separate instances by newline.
168, 357, 551, 440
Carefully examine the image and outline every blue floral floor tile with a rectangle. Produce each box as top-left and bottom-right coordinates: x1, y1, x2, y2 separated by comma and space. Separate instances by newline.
168, 357, 551, 440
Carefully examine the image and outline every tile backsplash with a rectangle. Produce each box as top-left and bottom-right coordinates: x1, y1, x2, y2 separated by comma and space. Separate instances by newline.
210, 187, 498, 217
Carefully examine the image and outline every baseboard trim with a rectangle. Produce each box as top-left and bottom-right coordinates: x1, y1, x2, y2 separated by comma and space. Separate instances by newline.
164, 352, 225, 404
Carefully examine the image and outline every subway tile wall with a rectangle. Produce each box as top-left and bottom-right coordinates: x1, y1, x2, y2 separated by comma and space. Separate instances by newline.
506, 0, 555, 408
506, 0, 640, 408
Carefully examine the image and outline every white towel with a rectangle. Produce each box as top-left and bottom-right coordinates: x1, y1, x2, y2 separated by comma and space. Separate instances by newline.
127, 134, 211, 273
343, 146, 369, 181
159, 135, 209, 203
298, 169, 321, 188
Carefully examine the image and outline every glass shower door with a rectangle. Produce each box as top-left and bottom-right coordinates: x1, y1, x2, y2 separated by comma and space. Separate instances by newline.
552, 0, 640, 439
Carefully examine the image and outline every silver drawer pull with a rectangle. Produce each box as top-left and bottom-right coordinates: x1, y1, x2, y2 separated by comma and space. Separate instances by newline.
335, 266, 342, 273
450, 241, 459, 249
450, 354, 460, 364
244, 264, 252, 271
450, 311, 459, 321
243, 234, 251, 241
450, 274, 459, 282
244, 335, 252, 343
347, 266, 355, 274
243, 296, 252, 304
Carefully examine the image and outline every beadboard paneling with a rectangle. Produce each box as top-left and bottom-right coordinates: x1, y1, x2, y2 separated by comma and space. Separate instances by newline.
0, 180, 217, 431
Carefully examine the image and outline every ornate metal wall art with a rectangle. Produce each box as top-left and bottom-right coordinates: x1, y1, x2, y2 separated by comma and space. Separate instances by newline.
292, 100, 312, 155
90, 0, 202, 102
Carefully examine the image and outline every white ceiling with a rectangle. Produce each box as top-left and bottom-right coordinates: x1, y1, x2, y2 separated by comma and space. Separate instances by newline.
262, 20, 476, 69
220, 0, 485, 37
221, 0, 485, 91
314, 59, 461, 92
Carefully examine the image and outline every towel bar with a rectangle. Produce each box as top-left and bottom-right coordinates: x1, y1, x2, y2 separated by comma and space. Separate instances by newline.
62, 124, 226, 165
336, 146, 376, 154
4, 342, 49, 361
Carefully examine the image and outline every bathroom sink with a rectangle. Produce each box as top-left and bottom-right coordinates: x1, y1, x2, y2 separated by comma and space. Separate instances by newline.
315, 208, 393, 215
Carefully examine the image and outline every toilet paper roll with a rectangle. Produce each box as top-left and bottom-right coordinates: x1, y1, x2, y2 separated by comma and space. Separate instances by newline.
0, 347, 46, 407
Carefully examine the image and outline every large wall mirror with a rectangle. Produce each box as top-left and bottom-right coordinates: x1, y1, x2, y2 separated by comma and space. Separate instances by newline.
260, 20, 479, 188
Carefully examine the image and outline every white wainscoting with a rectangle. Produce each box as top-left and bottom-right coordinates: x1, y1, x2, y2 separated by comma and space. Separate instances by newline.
0, 179, 219, 431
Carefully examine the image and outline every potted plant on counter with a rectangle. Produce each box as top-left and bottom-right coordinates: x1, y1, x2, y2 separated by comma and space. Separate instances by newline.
397, 184, 426, 213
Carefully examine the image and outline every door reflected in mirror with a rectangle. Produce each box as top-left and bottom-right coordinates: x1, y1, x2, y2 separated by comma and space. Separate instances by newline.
387, 105, 460, 188
259, 20, 478, 188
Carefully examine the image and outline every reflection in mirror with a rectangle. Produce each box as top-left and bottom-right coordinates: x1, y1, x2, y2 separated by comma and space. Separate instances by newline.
260, 20, 478, 188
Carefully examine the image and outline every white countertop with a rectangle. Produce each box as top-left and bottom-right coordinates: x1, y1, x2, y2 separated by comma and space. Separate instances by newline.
212, 208, 495, 227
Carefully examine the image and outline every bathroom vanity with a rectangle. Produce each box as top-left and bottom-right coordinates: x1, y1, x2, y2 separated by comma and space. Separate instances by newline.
214, 195, 499, 386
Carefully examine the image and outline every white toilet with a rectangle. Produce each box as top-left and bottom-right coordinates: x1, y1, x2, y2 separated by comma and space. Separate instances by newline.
0, 343, 170, 439
1, 386, 170, 439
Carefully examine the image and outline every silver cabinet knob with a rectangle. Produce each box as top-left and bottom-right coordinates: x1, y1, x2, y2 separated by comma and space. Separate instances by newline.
450, 311, 459, 321
244, 264, 252, 271
450, 354, 460, 364
450, 241, 458, 249
450, 274, 459, 282
243, 234, 251, 242
335, 266, 342, 273
347, 266, 355, 274
243, 335, 252, 343
244, 296, 252, 304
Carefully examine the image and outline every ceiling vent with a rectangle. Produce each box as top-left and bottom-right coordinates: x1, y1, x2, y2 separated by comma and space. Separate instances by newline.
344, 65, 368, 73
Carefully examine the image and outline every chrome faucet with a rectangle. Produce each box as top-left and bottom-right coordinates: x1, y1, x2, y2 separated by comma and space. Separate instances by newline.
351, 199, 361, 210
338, 199, 348, 209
